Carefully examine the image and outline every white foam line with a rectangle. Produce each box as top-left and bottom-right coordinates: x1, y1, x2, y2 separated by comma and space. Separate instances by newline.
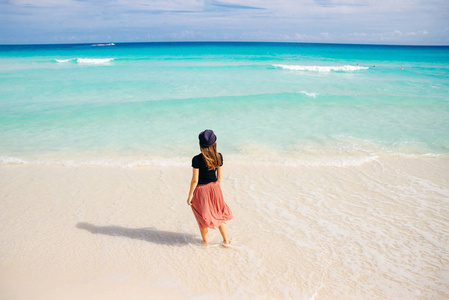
274, 64, 369, 72
3, 152, 446, 168
0, 156, 188, 168
55, 58, 115, 64
300, 91, 318, 98
76, 58, 114, 64
0, 157, 377, 168
229, 155, 379, 167
0, 154, 381, 168
55, 58, 74, 63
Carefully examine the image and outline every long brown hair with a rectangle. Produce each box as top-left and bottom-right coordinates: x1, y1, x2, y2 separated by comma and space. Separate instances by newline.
200, 142, 222, 170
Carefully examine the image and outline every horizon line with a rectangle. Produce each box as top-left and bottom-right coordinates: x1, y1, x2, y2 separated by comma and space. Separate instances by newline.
1, 40, 448, 47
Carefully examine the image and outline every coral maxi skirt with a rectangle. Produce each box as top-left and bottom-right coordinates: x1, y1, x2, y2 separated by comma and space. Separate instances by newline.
191, 181, 233, 230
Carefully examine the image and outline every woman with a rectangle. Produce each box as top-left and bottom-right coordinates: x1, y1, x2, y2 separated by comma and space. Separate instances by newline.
187, 129, 233, 247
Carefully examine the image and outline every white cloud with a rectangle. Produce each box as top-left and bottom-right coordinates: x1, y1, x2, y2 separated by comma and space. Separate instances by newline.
405, 30, 429, 36
0, 0, 447, 44
9, 0, 74, 6
344, 29, 434, 44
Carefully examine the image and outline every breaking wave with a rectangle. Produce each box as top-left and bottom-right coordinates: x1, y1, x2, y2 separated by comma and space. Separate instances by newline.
76, 58, 114, 64
55, 58, 115, 64
55, 58, 74, 63
300, 91, 318, 98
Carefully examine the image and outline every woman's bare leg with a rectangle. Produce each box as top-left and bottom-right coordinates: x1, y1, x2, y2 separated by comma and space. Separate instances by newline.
200, 228, 208, 245
218, 223, 230, 244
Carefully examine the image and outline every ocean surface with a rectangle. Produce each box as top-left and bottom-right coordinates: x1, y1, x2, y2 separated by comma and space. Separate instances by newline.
1, 42, 448, 166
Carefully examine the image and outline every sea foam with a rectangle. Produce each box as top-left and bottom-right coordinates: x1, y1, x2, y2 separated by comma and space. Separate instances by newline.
300, 91, 318, 98
0, 155, 188, 168
76, 58, 114, 64
55, 58, 74, 63
55, 58, 114, 64
273, 64, 369, 72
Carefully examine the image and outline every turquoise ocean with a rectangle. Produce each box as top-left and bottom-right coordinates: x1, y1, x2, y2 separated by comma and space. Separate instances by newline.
1, 42, 448, 166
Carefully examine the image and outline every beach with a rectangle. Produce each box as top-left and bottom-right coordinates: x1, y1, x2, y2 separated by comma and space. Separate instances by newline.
1, 42, 449, 299
1, 156, 448, 299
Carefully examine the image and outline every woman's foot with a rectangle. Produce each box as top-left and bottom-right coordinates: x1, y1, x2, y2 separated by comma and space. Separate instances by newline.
218, 224, 229, 247
221, 240, 231, 248
200, 228, 208, 245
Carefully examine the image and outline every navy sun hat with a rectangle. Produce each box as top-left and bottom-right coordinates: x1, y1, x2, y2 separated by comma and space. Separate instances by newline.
199, 129, 217, 147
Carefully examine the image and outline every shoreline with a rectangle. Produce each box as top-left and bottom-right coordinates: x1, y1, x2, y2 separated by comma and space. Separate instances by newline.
1, 156, 448, 299
1, 150, 448, 168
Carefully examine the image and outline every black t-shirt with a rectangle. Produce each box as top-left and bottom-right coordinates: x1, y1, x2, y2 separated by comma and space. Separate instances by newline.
192, 153, 223, 185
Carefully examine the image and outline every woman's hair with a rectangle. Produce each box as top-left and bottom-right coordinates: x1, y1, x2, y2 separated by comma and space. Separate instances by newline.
200, 142, 222, 170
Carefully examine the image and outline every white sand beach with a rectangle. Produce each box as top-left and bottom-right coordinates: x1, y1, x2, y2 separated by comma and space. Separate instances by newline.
1, 157, 448, 299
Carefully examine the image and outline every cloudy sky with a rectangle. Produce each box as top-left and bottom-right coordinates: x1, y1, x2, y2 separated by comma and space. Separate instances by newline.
1, 0, 448, 45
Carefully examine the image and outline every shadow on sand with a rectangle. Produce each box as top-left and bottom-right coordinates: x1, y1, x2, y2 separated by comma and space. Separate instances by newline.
76, 222, 200, 246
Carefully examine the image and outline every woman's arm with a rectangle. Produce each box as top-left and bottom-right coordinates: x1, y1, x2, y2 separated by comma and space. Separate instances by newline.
216, 166, 222, 184
187, 168, 199, 206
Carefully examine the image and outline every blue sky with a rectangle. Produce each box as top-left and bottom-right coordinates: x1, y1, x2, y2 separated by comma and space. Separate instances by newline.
1, 0, 448, 45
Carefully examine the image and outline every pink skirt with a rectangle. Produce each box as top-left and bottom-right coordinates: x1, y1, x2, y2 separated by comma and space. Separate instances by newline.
191, 182, 233, 230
